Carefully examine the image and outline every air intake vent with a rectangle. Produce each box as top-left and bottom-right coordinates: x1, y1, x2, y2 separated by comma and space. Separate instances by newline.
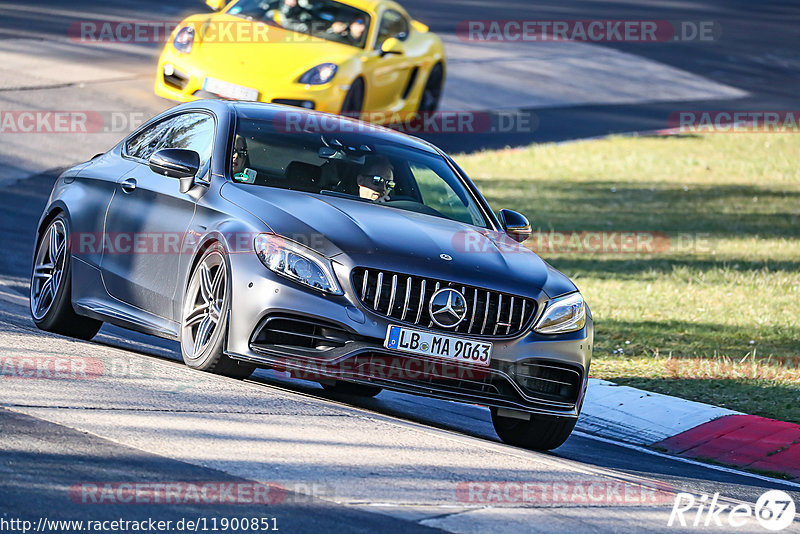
512, 360, 582, 404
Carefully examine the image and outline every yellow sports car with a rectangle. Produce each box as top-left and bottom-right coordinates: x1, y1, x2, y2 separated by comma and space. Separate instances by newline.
155, 0, 446, 118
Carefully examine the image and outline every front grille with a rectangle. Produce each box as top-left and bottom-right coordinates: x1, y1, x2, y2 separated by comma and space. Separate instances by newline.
510, 360, 583, 404
351, 268, 536, 337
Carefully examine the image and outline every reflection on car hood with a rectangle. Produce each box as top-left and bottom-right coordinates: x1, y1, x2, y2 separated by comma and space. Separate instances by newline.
221, 184, 576, 298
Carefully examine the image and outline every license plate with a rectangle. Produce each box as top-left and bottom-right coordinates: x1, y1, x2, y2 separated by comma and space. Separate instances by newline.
203, 77, 259, 101
384, 325, 492, 367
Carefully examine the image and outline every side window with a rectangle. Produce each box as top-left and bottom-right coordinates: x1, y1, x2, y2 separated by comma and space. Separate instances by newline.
159, 113, 215, 175
125, 113, 215, 177
410, 162, 483, 226
376, 10, 409, 49
125, 118, 174, 161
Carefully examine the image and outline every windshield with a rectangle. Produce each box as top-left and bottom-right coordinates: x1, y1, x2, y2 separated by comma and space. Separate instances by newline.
227, 0, 371, 48
230, 117, 489, 228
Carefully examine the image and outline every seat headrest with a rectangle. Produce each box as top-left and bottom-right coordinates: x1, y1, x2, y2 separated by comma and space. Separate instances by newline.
285, 161, 322, 193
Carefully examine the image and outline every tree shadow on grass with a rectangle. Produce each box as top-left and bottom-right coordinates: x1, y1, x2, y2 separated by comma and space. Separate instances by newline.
591, 318, 800, 363
543, 256, 800, 279
477, 178, 800, 240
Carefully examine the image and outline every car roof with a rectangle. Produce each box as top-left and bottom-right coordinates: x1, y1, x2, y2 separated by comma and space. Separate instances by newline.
228, 101, 441, 154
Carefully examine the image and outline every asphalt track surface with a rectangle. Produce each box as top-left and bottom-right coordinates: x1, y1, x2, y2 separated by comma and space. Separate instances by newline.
1, 1, 799, 532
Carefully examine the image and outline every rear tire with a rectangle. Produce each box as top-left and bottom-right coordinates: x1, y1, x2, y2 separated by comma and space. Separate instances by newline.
491, 408, 576, 450
30, 215, 102, 341
180, 244, 255, 380
322, 380, 382, 397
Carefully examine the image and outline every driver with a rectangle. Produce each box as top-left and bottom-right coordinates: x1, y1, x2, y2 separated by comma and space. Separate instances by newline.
356, 155, 395, 202
271, 0, 315, 34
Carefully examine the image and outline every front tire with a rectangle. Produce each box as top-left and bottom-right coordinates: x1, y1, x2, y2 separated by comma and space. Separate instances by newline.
491, 408, 577, 450
30, 215, 102, 340
180, 244, 254, 380
341, 78, 364, 118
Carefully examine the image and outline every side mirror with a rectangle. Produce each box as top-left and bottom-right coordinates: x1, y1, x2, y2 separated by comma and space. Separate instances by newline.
205, 0, 226, 11
410, 19, 429, 33
149, 148, 200, 194
499, 209, 531, 243
380, 37, 404, 56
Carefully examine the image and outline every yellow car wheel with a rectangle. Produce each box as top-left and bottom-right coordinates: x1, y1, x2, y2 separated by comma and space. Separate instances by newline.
418, 63, 444, 113
341, 78, 365, 116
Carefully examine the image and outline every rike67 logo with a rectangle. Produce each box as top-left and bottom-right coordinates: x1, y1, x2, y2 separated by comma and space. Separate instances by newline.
669, 490, 797, 531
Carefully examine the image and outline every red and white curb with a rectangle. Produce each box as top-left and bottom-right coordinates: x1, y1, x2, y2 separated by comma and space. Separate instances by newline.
579, 379, 800, 480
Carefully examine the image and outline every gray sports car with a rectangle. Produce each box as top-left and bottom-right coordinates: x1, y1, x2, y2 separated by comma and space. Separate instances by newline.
30, 100, 593, 450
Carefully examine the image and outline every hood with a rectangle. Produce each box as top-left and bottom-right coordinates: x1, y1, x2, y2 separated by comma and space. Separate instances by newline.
221, 184, 577, 298
179, 13, 358, 88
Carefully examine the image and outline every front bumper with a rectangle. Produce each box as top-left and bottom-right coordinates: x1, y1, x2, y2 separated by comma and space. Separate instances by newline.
225, 252, 593, 419
153, 53, 347, 114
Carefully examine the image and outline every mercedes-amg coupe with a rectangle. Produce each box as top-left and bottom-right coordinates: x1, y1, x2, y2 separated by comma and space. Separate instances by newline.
30, 100, 593, 450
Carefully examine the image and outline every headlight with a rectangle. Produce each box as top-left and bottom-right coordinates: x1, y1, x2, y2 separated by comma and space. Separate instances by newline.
254, 234, 342, 295
533, 292, 586, 334
173, 26, 195, 54
298, 63, 338, 85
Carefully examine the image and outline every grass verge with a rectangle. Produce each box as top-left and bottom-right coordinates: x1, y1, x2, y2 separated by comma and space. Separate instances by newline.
456, 133, 800, 423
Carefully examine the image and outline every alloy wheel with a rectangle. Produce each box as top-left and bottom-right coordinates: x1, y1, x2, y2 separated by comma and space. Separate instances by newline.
182, 252, 227, 359
31, 219, 67, 320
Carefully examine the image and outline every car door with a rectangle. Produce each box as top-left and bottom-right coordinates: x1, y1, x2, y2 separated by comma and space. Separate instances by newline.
100, 111, 216, 320
363, 9, 414, 113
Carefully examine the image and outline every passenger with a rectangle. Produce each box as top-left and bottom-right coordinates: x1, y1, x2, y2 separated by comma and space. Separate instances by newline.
231, 135, 250, 175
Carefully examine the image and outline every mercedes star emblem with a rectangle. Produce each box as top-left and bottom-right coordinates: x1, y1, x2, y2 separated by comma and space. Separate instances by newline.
429, 288, 468, 328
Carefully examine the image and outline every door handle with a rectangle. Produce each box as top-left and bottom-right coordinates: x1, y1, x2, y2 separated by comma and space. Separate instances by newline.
120, 178, 137, 193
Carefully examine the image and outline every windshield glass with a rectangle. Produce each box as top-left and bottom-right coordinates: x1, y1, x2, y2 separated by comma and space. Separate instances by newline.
230, 117, 489, 228
227, 0, 371, 48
